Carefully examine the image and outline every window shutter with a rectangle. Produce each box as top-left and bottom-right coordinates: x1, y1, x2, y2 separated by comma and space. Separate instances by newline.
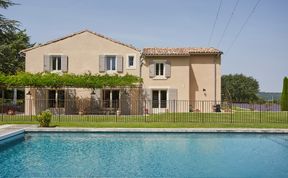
149, 61, 155, 78
61, 55, 68, 72
144, 89, 152, 114
43, 55, 50, 72
99, 55, 105, 72
117, 55, 123, 73
168, 88, 178, 112
165, 61, 171, 78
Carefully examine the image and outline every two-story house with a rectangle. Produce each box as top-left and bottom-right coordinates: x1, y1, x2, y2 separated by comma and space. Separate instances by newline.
21, 30, 222, 115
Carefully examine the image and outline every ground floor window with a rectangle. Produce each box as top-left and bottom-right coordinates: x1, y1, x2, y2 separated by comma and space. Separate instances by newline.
48, 90, 65, 108
152, 90, 167, 108
102, 89, 119, 108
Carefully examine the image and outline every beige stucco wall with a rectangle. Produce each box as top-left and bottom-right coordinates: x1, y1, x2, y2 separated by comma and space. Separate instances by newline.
24, 31, 141, 115
142, 54, 221, 112
142, 56, 190, 101
25, 31, 141, 75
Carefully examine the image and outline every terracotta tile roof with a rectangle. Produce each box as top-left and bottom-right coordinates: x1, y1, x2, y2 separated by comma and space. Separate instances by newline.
142, 47, 223, 56
21, 29, 140, 53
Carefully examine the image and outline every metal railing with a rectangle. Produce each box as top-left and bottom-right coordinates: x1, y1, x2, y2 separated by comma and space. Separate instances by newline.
0, 99, 287, 123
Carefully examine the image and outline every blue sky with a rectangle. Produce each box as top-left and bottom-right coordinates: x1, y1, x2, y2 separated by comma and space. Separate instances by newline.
2, 0, 288, 92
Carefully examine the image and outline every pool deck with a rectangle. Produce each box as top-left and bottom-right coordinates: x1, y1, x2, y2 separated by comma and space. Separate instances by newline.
1, 124, 288, 136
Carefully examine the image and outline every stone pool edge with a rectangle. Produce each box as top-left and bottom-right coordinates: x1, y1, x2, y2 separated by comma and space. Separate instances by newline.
25, 127, 288, 133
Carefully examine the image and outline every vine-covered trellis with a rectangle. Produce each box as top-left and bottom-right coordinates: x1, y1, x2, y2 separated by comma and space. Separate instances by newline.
0, 72, 142, 89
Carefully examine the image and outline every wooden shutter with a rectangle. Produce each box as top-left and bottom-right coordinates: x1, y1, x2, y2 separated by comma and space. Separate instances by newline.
117, 55, 123, 73
43, 55, 50, 72
99, 55, 105, 73
168, 88, 178, 112
149, 61, 155, 78
144, 89, 152, 114
61, 55, 68, 72
165, 61, 171, 78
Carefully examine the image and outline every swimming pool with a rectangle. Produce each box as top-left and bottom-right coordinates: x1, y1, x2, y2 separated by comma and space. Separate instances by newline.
1, 132, 288, 177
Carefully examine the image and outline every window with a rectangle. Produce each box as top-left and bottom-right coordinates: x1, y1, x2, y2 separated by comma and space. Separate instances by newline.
102, 89, 119, 108
127, 55, 136, 69
155, 63, 164, 76
51, 56, 61, 71
106, 56, 116, 71
152, 90, 167, 108
48, 90, 65, 108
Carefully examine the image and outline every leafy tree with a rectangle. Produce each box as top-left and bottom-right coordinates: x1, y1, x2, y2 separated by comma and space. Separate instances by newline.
0, 0, 18, 33
280, 77, 288, 111
0, 30, 31, 74
221, 74, 260, 102
0, 0, 31, 74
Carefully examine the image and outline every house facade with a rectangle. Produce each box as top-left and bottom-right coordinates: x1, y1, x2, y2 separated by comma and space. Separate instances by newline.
142, 48, 222, 113
21, 30, 222, 115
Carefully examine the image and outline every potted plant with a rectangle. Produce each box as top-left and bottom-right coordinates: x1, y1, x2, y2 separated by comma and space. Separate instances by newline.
36, 110, 52, 127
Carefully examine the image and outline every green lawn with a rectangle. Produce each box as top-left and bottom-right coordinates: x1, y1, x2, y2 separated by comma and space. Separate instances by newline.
0, 111, 288, 128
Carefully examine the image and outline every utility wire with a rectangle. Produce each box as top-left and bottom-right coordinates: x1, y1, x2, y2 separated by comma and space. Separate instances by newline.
225, 0, 262, 54
208, 0, 223, 46
217, 0, 240, 48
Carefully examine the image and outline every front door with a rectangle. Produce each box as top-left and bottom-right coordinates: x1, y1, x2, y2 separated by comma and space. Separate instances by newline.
152, 90, 167, 113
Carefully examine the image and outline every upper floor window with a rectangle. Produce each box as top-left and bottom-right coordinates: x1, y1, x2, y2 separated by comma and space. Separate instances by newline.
106, 56, 116, 71
149, 60, 171, 79
155, 62, 164, 76
51, 56, 61, 71
127, 55, 136, 69
44, 55, 68, 72
99, 55, 123, 73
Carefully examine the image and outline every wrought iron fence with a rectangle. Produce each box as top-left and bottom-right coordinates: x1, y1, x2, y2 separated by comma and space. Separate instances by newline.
0, 99, 287, 123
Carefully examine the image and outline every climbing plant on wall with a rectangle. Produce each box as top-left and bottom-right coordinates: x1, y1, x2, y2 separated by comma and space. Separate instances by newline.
0, 72, 142, 89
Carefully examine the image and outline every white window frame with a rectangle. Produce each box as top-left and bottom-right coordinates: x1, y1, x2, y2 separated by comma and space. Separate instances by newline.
50, 55, 62, 71
105, 55, 117, 73
152, 89, 168, 109
153, 60, 167, 80
126, 54, 136, 69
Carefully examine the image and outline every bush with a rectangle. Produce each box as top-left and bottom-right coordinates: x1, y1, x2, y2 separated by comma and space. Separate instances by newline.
36, 110, 52, 127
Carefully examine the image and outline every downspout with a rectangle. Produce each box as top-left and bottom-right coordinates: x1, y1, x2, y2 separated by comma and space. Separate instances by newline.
214, 55, 217, 104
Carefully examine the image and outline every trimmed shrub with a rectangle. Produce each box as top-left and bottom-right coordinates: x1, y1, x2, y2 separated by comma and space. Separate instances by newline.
280, 77, 288, 111
36, 110, 52, 127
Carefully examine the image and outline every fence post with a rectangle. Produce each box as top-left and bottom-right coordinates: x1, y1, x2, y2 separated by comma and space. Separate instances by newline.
230, 102, 233, 123
259, 104, 262, 123
144, 100, 147, 122
201, 101, 204, 123
1, 89, 4, 122
30, 95, 32, 121
174, 100, 176, 123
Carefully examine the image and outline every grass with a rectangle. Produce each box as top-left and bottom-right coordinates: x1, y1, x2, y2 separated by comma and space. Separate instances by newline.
0, 111, 288, 128
1, 121, 288, 128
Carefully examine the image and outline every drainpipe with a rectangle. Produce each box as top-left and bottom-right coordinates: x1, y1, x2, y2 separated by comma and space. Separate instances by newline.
214, 55, 217, 104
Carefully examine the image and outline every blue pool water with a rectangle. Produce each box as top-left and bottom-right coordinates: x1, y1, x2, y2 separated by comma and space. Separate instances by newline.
1, 133, 288, 177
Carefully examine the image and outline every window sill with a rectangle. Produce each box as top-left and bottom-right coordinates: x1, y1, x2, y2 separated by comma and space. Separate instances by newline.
153, 76, 167, 80
106, 70, 118, 74
126, 67, 136, 70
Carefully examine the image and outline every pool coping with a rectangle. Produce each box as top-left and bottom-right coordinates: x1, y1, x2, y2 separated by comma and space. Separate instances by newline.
25, 127, 288, 133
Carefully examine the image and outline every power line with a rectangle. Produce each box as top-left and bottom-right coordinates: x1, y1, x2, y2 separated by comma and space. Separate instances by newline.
217, 0, 240, 48
225, 0, 262, 54
208, 0, 223, 46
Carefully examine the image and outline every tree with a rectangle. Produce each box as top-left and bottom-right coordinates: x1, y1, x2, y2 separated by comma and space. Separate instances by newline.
221, 74, 260, 102
0, 30, 31, 74
280, 77, 288, 111
0, 0, 18, 33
